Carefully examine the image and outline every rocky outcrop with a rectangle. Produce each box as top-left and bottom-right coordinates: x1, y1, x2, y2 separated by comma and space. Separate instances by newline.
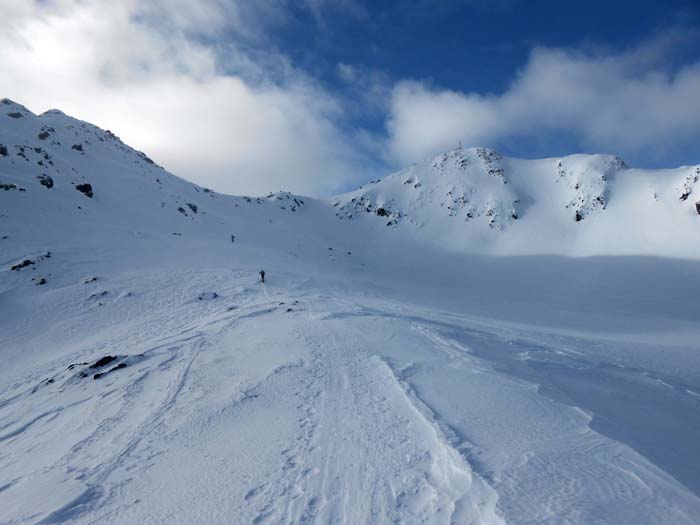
556, 155, 626, 222
333, 147, 518, 230
75, 183, 93, 198
679, 168, 699, 201
37, 175, 54, 189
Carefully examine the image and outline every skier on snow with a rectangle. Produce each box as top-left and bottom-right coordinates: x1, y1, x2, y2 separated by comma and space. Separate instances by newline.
259, 270, 265, 283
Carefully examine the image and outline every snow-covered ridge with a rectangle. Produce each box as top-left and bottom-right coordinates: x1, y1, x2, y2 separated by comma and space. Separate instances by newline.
2, 98, 699, 258
332, 146, 700, 257
333, 148, 520, 230
0, 98, 312, 239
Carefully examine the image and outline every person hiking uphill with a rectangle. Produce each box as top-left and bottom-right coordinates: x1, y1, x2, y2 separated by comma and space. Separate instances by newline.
259, 270, 265, 283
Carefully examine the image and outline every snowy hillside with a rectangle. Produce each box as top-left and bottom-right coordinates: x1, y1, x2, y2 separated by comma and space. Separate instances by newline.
335, 148, 519, 231
333, 147, 700, 258
0, 98, 326, 247
2, 100, 700, 524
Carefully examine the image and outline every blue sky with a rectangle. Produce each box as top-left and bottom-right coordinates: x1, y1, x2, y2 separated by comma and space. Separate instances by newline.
279, 0, 699, 92
276, 0, 700, 169
2, 1, 700, 195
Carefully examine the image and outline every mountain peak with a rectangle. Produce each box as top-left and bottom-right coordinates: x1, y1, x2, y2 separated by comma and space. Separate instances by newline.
330, 145, 699, 255
40, 108, 67, 117
1, 98, 33, 117
333, 145, 518, 233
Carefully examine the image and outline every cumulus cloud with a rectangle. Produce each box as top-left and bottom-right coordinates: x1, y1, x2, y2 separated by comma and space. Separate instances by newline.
387, 33, 700, 166
0, 0, 377, 196
3, 2, 698, 194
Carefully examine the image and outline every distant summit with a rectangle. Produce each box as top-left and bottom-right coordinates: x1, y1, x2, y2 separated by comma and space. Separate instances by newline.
332, 146, 700, 257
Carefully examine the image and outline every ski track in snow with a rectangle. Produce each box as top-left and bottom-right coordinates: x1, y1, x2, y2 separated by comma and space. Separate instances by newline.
0, 277, 699, 524
239, 325, 502, 525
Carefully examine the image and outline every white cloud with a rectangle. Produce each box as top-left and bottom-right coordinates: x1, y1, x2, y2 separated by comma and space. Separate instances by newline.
0, 0, 375, 196
3, 2, 698, 194
387, 33, 700, 165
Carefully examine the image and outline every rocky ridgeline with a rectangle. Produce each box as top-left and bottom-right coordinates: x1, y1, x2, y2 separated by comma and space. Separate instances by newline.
333, 147, 519, 230
0, 99, 311, 236
0, 98, 167, 202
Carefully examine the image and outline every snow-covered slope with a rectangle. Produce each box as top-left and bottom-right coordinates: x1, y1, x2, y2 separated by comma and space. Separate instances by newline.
333, 147, 700, 258
2, 100, 700, 524
0, 98, 324, 247
335, 148, 519, 231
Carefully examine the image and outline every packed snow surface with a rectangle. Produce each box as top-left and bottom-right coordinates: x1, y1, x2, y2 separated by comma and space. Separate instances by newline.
2, 100, 700, 524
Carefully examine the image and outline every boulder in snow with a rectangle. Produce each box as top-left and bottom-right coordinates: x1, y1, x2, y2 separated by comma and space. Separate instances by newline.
76, 183, 93, 198
37, 175, 54, 189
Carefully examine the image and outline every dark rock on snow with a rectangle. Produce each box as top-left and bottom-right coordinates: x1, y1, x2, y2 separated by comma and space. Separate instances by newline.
90, 355, 118, 369
76, 183, 93, 198
38, 175, 54, 188
11, 259, 34, 271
